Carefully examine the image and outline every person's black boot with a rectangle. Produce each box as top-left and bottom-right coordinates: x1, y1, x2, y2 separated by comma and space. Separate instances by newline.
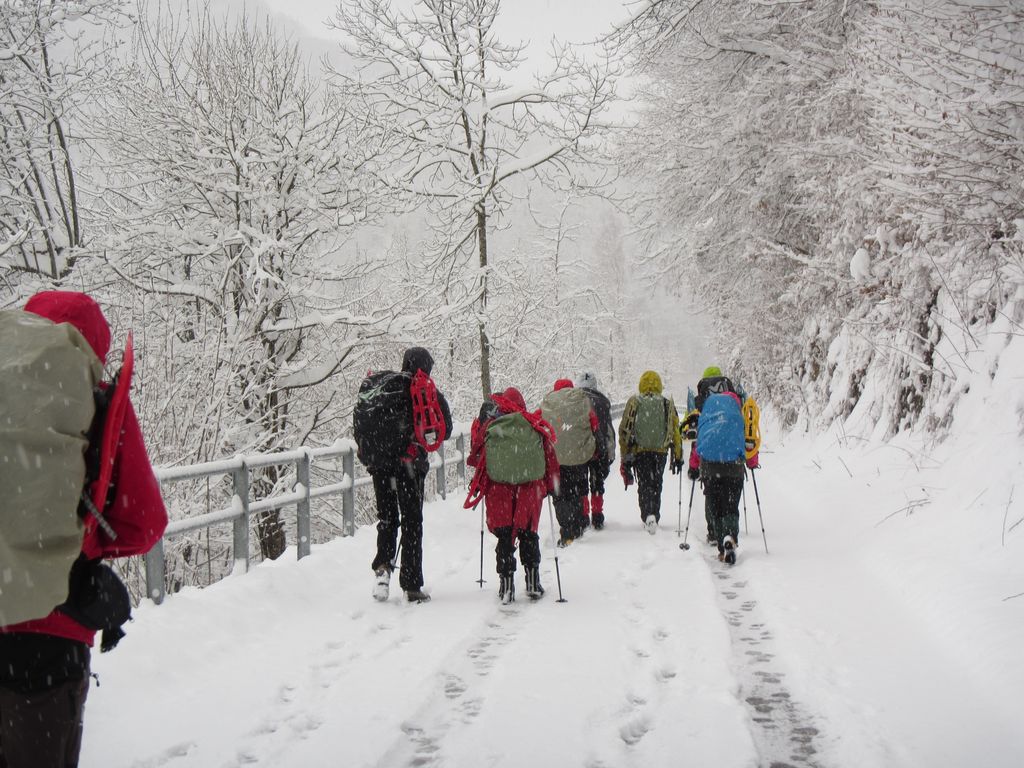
524, 567, 545, 600
498, 574, 515, 605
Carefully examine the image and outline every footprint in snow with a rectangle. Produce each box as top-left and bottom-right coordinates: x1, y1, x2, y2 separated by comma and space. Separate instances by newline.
655, 664, 677, 682
619, 713, 653, 746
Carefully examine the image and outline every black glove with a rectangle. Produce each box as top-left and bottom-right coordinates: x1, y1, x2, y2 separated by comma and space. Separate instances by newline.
670, 457, 683, 475
687, 466, 700, 481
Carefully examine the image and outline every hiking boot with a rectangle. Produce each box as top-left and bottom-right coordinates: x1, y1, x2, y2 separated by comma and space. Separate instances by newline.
592, 512, 605, 531
644, 515, 657, 535
373, 567, 391, 602
557, 536, 574, 548
718, 551, 726, 562
724, 536, 737, 565
405, 588, 431, 603
524, 566, 545, 599
499, 574, 515, 605
707, 533, 716, 545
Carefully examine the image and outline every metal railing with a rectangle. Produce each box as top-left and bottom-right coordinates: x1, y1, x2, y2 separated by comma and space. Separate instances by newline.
143, 429, 468, 604
142, 401, 626, 605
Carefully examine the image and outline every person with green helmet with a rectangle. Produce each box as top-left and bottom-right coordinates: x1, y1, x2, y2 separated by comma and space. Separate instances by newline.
687, 365, 748, 545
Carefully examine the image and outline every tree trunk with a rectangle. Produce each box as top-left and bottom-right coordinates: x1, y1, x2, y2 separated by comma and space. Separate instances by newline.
257, 510, 287, 561
477, 206, 491, 399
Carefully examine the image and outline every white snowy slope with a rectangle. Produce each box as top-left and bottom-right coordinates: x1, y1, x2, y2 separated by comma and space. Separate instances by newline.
82, 410, 1024, 768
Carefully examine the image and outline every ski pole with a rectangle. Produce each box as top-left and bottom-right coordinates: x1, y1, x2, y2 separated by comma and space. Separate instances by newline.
742, 476, 749, 536
546, 497, 567, 602
389, 534, 403, 571
679, 478, 696, 550
750, 469, 768, 554
676, 469, 683, 536
477, 505, 486, 588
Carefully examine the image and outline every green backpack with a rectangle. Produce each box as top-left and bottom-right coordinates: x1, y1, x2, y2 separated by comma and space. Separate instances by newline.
0, 310, 102, 627
485, 413, 546, 484
541, 388, 596, 466
633, 394, 668, 451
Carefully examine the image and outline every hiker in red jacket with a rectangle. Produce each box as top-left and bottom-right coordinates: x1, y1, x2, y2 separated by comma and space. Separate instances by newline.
0, 291, 168, 768
465, 387, 559, 603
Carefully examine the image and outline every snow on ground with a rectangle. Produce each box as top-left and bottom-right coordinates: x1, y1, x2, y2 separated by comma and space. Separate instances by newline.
81, 405, 1024, 768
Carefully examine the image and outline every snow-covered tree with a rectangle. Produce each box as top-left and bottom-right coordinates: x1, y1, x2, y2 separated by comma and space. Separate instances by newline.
616, 0, 1024, 436
328, 0, 615, 399
0, 0, 129, 280
95, 2, 382, 560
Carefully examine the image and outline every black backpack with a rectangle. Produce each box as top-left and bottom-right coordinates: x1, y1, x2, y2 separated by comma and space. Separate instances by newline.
353, 371, 414, 471
695, 375, 738, 412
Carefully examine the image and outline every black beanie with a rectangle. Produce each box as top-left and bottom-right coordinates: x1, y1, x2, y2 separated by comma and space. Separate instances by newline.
401, 347, 434, 375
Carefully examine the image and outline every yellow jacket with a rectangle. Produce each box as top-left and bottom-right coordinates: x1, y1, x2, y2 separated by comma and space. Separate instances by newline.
618, 371, 682, 460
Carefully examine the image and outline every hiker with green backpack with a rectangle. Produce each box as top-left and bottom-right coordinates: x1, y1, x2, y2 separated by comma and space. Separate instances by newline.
464, 387, 560, 603
541, 379, 604, 546
1, 291, 168, 768
618, 370, 684, 534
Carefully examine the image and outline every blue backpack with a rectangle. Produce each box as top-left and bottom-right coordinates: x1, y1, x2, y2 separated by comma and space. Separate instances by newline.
696, 394, 745, 463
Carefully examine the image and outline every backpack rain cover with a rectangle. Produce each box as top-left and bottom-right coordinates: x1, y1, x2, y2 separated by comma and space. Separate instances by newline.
0, 311, 103, 626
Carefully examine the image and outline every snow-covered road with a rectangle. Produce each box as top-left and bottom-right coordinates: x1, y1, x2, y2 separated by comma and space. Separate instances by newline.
83, 425, 1024, 768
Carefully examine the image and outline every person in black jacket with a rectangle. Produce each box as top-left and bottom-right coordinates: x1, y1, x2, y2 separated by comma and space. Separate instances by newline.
366, 347, 452, 603
577, 372, 614, 530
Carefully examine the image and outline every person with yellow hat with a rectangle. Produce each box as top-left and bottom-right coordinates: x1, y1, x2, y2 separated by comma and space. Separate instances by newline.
617, 371, 684, 534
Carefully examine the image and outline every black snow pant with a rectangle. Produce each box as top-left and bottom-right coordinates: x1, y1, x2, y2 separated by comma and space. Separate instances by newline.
634, 451, 668, 523
553, 464, 589, 542
494, 526, 541, 576
0, 635, 90, 768
704, 474, 744, 553
370, 466, 427, 591
585, 457, 609, 497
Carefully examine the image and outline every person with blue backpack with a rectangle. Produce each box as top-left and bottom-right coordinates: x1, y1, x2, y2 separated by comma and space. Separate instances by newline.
688, 391, 759, 563
684, 365, 747, 543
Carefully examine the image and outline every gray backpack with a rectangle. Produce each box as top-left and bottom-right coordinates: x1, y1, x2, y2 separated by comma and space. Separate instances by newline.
541, 388, 596, 467
0, 310, 102, 627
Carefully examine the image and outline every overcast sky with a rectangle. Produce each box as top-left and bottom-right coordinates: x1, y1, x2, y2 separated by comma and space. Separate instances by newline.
260, 0, 638, 79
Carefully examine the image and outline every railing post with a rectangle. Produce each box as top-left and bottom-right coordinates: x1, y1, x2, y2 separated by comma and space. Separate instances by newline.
456, 432, 466, 488
296, 449, 311, 560
342, 447, 356, 537
144, 539, 166, 605
436, 440, 447, 500
232, 463, 251, 574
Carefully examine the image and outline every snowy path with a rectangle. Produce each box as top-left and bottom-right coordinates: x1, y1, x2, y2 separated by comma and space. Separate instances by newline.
83, 428, 1024, 768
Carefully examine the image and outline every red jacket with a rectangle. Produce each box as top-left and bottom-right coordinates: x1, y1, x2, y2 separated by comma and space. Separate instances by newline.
2, 292, 168, 645
465, 388, 560, 533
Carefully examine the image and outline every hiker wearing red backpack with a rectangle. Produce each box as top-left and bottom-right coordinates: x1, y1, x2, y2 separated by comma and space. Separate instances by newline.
541, 379, 604, 546
464, 387, 559, 603
0, 291, 168, 768
354, 347, 452, 603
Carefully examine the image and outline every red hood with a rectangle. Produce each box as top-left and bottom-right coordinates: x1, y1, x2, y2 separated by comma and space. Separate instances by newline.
25, 290, 111, 365
491, 386, 527, 415
553, 378, 573, 391
501, 387, 527, 411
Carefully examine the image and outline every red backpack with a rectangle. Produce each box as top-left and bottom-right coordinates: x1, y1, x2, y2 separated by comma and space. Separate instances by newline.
410, 370, 446, 452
